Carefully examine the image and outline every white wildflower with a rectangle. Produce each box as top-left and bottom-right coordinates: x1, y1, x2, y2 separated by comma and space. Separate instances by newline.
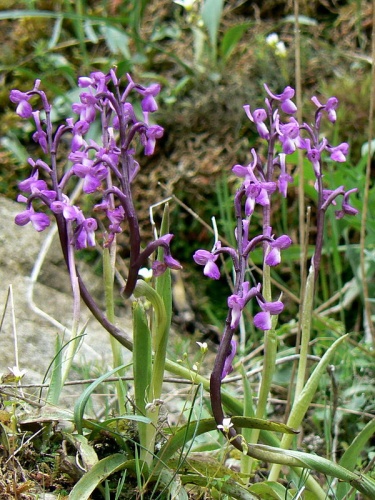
173, 0, 197, 11
275, 41, 287, 57
196, 341, 208, 353
5, 366, 27, 382
217, 417, 233, 434
266, 33, 279, 46
138, 267, 153, 281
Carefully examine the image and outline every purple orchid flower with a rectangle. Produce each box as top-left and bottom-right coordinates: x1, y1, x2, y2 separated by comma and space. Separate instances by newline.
243, 106, 270, 139
264, 84, 297, 114
9, 90, 33, 118
335, 188, 359, 219
15, 204, 50, 232
32, 111, 48, 153
254, 298, 284, 331
265, 234, 292, 266
193, 244, 221, 280
326, 142, 349, 162
311, 95, 339, 123
276, 154, 293, 197
228, 282, 260, 329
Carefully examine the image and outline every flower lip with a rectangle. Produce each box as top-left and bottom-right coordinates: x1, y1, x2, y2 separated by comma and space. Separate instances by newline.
193, 249, 221, 280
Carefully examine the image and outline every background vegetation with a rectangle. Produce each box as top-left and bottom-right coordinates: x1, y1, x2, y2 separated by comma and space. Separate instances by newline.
0, 0, 374, 498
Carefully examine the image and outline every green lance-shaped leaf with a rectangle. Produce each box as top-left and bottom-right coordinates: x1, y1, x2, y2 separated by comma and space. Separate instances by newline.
201, 0, 224, 57
269, 334, 349, 484
250, 444, 375, 498
44, 331, 86, 406
153, 203, 173, 401
133, 280, 167, 353
74, 363, 130, 434
288, 334, 348, 429
132, 299, 152, 461
336, 418, 375, 498
69, 455, 145, 500
220, 22, 252, 63
154, 416, 298, 474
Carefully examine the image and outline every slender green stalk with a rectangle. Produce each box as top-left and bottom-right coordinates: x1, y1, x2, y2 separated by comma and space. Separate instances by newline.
268, 334, 348, 481
249, 328, 277, 445
133, 279, 168, 401
240, 364, 255, 481
248, 263, 277, 465
103, 246, 126, 415
294, 264, 315, 399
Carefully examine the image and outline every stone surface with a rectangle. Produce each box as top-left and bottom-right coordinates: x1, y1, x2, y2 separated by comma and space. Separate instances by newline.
0, 196, 133, 393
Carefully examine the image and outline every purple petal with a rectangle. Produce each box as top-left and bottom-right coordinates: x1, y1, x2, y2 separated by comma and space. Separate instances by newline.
15, 210, 31, 226
164, 254, 183, 270
281, 99, 297, 114
254, 311, 271, 330
232, 164, 249, 177
261, 300, 284, 314
17, 100, 33, 118
265, 247, 281, 266
152, 260, 167, 277
273, 235, 292, 249
30, 212, 50, 232
193, 249, 213, 265
204, 260, 220, 280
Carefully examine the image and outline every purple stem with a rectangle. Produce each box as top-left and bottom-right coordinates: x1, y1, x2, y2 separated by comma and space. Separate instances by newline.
54, 212, 133, 350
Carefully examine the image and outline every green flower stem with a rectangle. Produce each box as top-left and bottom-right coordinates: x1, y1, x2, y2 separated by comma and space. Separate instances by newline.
152, 204, 173, 402
247, 263, 277, 465
294, 263, 315, 399
103, 246, 126, 415
249, 328, 277, 445
268, 334, 348, 482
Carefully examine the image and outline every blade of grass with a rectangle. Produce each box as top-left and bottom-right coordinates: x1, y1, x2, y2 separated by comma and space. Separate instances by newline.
74, 363, 131, 434
69, 454, 141, 500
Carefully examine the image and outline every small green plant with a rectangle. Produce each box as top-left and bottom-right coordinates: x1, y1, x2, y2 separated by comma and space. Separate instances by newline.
173, 0, 251, 80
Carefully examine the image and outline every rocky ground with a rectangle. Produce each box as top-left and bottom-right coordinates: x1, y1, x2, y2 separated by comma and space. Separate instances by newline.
0, 195, 133, 396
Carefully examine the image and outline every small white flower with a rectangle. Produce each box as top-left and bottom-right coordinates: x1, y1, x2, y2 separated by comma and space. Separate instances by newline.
6, 366, 27, 381
138, 267, 153, 281
275, 41, 287, 57
217, 417, 233, 433
266, 33, 279, 46
173, 0, 196, 11
196, 341, 208, 353
192, 363, 198, 371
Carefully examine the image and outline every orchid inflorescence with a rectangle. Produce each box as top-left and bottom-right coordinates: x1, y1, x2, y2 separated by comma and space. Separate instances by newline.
193, 84, 358, 449
10, 69, 181, 300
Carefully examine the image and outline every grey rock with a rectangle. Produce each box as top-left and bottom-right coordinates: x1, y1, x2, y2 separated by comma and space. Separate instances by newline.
0, 196, 133, 398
